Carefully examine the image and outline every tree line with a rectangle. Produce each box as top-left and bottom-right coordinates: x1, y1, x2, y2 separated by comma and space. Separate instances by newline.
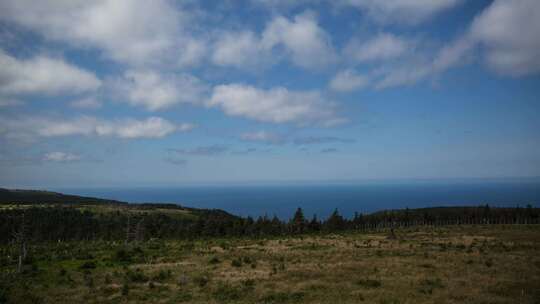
1, 204, 539, 244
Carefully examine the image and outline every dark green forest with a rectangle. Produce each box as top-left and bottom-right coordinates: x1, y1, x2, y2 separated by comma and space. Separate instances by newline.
1, 188, 539, 244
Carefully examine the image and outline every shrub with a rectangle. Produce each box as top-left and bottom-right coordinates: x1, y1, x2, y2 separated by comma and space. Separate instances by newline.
261, 291, 304, 303
175, 290, 193, 302
231, 259, 242, 267
356, 279, 382, 288
152, 269, 172, 282
126, 268, 148, 283
104, 274, 112, 285
193, 275, 209, 288
213, 283, 243, 302
121, 282, 129, 296
218, 241, 230, 250
241, 279, 255, 291
418, 278, 445, 295
79, 261, 97, 270
101, 285, 117, 296
84, 274, 94, 288
0, 287, 7, 304
209, 256, 221, 265
114, 246, 145, 264
177, 274, 189, 286
115, 248, 131, 263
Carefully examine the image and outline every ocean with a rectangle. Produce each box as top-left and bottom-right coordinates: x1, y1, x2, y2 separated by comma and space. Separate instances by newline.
54, 179, 540, 219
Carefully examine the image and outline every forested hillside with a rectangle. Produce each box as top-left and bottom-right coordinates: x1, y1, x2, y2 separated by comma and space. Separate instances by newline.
0, 188, 126, 205
1, 188, 539, 244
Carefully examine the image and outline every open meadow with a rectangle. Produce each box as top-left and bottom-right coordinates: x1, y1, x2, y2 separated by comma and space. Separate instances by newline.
2, 225, 539, 304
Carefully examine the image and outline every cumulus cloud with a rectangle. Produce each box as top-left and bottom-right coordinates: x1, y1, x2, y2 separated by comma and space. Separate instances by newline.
240, 131, 285, 144
169, 145, 228, 156
375, 0, 540, 89
374, 63, 432, 89
209, 84, 344, 126
0, 50, 101, 96
43, 152, 82, 163
431, 36, 475, 73
251, 0, 322, 10
113, 70, 208, 111
339, 0, 463, 25
344, 33, 410, 63
0, 0, 205, 67
468, 0, 540, 76
211, 11, 335, 69
212, 31, 270, 68
0, 116, 193, 142
261, 12, 336, 68
329, 69, 370, 92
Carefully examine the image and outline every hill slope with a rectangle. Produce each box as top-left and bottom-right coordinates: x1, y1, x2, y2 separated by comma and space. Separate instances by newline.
0, 188, 127, 205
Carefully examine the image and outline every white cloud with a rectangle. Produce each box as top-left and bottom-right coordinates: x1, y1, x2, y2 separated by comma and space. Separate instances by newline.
114, 70, 208, 111
43, 152, 82, 163
261, 12, 336, 68
0, 116, 194, 142
178, 38, 207, 68
240, 131, 285, 144
469, 0, 540, 76
340, 0, 463, 25
211, 11, 335, 70
376, 0, 540, 88
209, 84, 344, 126
93, 117, 178, 139
0, 0, 205, 67
251, 0, 321, 10
212, 31, 269, 68
70, 97, 103, 109
431, 0, 540, 80
345, 33, 410, 62
329, 69, 370, 92
432, 36, 474, 72
0, 50, 101, 96
374, 64, 432, 89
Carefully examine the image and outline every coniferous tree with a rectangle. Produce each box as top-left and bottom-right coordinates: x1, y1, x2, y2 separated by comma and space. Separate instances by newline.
325, 209, 345, 231
290, 208, 306, 234
308, 214, 321, 232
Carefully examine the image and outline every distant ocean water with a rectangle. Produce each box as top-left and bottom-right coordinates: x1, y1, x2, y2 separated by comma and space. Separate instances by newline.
55, 181, 540, 219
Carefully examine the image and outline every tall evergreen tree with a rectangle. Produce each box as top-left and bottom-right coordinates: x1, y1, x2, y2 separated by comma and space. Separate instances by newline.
308, 214, 321, 232
290, 208, 306, 234
325, 209, 345, 231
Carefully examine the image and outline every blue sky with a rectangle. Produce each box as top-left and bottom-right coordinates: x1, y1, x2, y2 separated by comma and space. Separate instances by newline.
0, 0, 539, 187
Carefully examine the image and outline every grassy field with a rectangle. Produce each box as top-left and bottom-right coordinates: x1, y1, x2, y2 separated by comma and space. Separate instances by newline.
1, 225, 539, 304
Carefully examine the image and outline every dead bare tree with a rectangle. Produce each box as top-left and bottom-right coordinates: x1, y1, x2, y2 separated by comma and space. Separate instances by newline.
135, 217, 144, 242
12, 212, 27, 273
125, 213, 131, 245
125, 214, 145, 244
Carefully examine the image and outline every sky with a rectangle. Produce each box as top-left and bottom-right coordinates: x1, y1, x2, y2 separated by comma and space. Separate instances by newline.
0, 0, 539, 188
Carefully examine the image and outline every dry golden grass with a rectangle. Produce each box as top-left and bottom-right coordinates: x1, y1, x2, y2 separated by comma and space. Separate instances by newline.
2, 225, 539, 303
